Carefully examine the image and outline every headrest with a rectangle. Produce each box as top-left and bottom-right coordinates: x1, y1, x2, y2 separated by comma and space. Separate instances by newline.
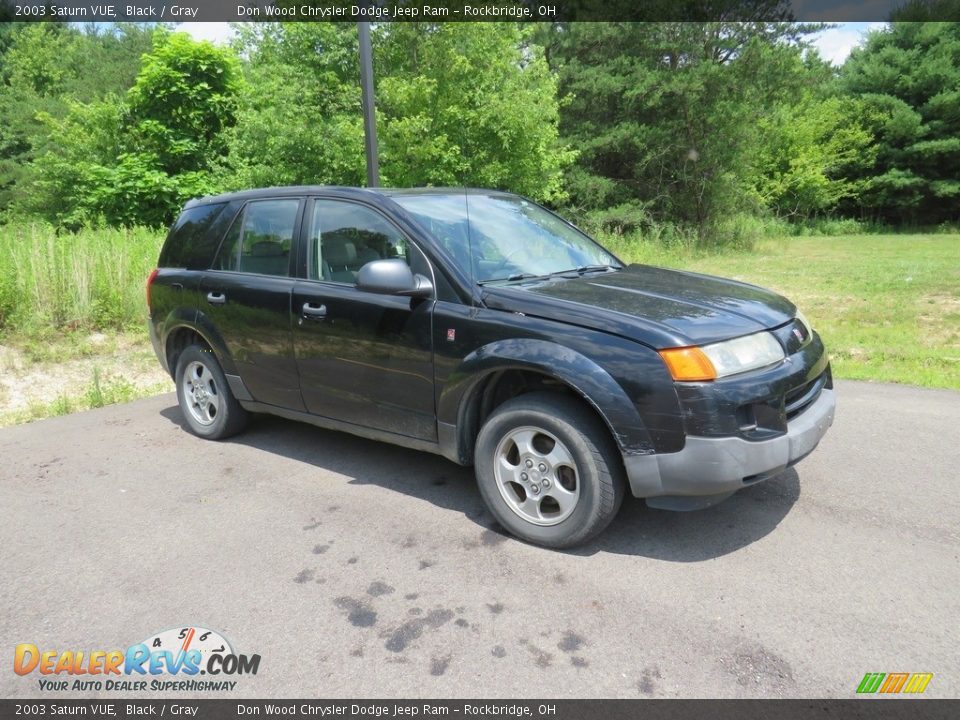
324, 240, 356, 266
251, 241, 284, 257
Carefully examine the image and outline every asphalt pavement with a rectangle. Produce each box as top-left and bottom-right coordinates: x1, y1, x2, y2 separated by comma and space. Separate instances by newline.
1, 380, 957, 698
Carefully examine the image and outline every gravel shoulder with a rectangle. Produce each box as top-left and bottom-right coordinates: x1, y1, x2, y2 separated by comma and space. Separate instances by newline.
0, 332, 172, 426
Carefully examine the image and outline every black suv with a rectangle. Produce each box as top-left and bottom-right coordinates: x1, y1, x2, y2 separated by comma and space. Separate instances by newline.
149, 187, 835, 548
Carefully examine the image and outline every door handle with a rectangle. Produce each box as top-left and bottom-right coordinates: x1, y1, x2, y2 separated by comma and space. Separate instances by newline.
301, 302, 327, 319
206, 291, 226, 305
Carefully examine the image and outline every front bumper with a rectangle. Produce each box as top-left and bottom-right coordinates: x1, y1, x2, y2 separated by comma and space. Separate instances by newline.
624, 386, 836, 510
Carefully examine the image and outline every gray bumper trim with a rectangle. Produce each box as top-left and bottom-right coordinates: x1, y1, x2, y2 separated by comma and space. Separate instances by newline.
624, 388, 835, 508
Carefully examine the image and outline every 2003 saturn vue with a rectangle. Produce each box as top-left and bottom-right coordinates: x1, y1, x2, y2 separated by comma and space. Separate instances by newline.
148, 187, 835, 548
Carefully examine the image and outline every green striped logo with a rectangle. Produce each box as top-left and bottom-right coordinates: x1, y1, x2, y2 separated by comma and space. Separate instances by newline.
857, 672, 933, 694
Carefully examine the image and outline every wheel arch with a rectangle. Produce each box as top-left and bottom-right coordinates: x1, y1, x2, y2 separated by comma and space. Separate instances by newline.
162, 312, 237, 380
437, 339, 655, 466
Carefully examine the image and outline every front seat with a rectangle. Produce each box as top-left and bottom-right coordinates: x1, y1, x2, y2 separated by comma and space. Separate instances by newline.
324, 240, 358, 283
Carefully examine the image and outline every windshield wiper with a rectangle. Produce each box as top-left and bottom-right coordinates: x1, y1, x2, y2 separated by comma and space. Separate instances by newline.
478, 265, 620, 286
576, 264, 622, 274
477, 273, 540, 285
543, 264, 622, 279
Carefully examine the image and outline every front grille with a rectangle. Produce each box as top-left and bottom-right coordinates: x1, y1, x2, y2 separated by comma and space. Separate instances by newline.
785, 372, 828, 421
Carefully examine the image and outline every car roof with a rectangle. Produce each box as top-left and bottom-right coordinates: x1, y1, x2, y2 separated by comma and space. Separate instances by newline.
183, 186, 520, 209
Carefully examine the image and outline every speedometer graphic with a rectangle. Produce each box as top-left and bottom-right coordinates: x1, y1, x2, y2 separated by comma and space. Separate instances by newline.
139, 626, 234, 670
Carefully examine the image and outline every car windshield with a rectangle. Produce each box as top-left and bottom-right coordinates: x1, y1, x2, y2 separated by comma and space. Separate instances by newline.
391, 193, 622, 284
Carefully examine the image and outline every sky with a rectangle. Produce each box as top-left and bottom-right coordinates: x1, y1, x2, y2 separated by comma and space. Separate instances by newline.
810, 21, 889, 64
174, 21, 888, 67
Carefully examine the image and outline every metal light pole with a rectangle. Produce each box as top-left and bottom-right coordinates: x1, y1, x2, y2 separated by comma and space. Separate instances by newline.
358, 21, 379, 188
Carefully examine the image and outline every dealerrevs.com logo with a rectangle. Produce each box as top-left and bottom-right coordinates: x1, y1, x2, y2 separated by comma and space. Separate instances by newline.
13, 626, 260, 692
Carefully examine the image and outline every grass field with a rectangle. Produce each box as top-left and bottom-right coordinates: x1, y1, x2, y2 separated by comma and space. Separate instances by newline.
0, 223, 163, 334
0, 225, 957, 427
0, 223, 170, 426
605, 233, 960, 389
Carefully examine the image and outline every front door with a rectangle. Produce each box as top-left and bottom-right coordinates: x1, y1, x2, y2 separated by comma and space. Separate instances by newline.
292, 198, 436, 441
199, 197, 305, 410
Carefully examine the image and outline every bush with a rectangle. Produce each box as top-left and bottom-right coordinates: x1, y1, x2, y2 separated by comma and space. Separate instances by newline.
790, 217, 872, 236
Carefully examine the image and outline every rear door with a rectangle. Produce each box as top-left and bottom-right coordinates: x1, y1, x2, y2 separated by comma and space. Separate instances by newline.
199, 196, 306, 411
292, 197, 436, 441
153, 201, 233, 329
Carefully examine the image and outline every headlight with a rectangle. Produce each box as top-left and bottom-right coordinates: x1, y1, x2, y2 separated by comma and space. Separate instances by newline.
659, 331, 785, 381
702, 331, 785, 377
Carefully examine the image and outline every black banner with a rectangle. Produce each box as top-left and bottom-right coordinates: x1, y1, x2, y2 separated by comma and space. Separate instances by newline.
1, 700, 959, 720
1, 0, 958, 23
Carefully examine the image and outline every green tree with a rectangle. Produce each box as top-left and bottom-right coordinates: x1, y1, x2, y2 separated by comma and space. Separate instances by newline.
753, 95, 876, 218
890, 0, 960, 21
840, 22, 960, 224
126, 29, 241, 177
375, 23, 574, 202
0, 24, 81, 213
227, 22, 572, 202
0, 23, 153, 215
22, 28, 241, 227
543, 22, 823, 243
224, 23, 366, 189
750, 53, 876, 219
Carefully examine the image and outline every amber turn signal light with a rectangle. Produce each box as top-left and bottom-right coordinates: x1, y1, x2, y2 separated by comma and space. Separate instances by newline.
658, 347, 718, 382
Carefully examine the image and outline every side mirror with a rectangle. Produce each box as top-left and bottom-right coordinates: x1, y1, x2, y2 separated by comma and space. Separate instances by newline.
356, 259, 433, 298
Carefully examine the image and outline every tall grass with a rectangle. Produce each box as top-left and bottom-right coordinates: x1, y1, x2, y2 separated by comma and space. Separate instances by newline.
581, 212, 796, 265
0, 223, 165, 334
593, 216, 774, 267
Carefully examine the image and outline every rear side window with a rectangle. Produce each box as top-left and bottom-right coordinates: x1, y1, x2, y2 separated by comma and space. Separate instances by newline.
214, 199, 300, 277
159, 203, 228, 269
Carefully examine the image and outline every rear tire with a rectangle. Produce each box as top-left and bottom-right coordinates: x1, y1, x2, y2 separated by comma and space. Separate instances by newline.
175, 344, 248, 440
474, 392, 625, 548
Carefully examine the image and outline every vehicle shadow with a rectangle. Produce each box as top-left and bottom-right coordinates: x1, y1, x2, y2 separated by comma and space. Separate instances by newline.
160, 406, 801, 562
583, 469, 800, 561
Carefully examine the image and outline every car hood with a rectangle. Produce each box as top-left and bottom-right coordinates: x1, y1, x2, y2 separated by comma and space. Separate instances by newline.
480, 264, 797, 349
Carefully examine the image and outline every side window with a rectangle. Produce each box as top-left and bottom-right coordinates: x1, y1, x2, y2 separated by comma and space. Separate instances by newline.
309, 200, 423, 283
213, 199, 300, 277
215, 211, 243, 271
159, 203, 227, 269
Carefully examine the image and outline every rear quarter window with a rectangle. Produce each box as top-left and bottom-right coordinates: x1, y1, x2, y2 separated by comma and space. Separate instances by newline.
158, 202, 230, 269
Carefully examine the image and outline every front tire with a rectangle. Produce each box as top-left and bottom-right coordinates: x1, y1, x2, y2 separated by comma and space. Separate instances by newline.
175, 344, 248, 440
474, 392, 625, 548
